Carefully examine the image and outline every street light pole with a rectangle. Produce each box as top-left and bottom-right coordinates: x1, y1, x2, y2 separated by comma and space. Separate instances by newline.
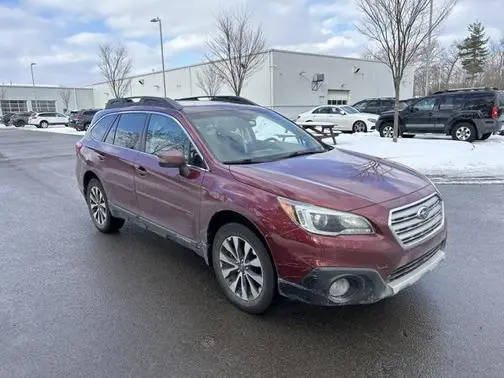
425, 0, 433, 96
30, 62, 36, 87
150, 17, 167, 98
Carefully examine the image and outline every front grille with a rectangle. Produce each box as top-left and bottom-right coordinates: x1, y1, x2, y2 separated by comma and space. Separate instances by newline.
388, 244, 440, 281
389, 193, 444, 248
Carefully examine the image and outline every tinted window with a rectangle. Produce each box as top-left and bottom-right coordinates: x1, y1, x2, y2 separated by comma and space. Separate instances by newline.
104, 119, 117, 144
413, 97, 436, 111
113, 113, 146, 150
353, 101, 367, 111
90, 115, 116, 141
381, 99, 394, 108
146, 114, 204, 168
438, 95, 465, 111
366, 100, 380, 107
317, 107, 332, 114
464, 93, 495, 114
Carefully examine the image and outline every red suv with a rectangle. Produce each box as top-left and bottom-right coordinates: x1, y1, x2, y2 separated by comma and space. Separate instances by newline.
76, 96, 447, 313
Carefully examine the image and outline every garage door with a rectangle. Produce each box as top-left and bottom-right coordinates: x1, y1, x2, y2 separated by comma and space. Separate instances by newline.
327, 90, 350, 105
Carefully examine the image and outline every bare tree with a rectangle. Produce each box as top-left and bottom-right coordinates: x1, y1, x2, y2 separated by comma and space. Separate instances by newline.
58, 89, 72, 112
356, 0, 457, 141
206, 9, 266, 96
196, 64, 224, 96
0, 87, 6, 101
440, 42, 461, 89
98, 43, 133, 98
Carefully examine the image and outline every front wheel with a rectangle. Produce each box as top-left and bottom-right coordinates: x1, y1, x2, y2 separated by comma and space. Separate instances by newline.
379, 123, 394, 138
15, 120, 25, 128
212, 223, 275, 314
352, 121, 367, 133
86, 178, 125, 233
452, 123, 476, 142
40, 121, 48, 129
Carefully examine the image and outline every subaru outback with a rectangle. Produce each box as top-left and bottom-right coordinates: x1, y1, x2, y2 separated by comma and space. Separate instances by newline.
75, 96, 447, 313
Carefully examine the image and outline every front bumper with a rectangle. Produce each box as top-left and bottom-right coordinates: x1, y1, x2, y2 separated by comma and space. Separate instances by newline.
278, 245, 446, 306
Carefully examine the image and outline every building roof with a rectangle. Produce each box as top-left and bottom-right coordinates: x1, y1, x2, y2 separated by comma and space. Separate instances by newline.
0, 84, 92, 90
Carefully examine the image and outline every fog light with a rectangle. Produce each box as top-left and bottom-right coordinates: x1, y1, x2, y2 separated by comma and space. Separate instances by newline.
329, 278, 350, 298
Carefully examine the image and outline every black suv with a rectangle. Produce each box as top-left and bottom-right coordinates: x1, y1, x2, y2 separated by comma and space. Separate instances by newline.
70, 109, 101, 131
375, 88, 504, 142
8, 112, 34, 127
352, 97, 395, 115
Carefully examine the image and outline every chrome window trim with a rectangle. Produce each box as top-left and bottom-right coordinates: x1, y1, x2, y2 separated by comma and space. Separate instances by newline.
388, 192, 445, 250
94, 110, 209, 172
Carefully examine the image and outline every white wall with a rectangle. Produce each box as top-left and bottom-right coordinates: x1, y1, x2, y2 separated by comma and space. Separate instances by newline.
270, 50, 414, 119
0, 85, 94, 115
91, 49, 414, 120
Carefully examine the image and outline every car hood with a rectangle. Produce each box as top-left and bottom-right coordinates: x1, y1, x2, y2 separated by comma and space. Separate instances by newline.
229, 149, 430, 211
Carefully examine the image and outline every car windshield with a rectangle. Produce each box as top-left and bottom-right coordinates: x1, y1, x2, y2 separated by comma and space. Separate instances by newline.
188, 107, 326, 164
341, 106, 360, 114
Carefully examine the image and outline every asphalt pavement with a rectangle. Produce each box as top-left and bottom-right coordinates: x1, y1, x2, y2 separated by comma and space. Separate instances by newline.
1, 129, 503, 377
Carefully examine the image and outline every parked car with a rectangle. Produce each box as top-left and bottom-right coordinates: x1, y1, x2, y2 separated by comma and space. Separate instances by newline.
76, 96, 447, 313
28, 112, 69, 128
376, 88, 504, 142
69, 109, 101, 131
9, 111, 34, 127
296, 105, 378, 132
352, 97, 395, 115
1, 112, 15, 125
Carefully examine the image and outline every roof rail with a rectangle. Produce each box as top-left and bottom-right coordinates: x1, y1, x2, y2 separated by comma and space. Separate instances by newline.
433, 87, 499, 95
105, 96, 182, 110
176, 95, 258, 106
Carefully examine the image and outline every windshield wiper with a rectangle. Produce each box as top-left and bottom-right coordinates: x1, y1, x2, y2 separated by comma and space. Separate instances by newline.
280, 149, 325, 159
223, 158, 267, 165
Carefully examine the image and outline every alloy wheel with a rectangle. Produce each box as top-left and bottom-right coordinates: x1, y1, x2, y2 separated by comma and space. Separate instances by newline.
89, 186, 107, 226
383, 125, 394, 138
456, 126, 471, 141
354, 121, 367, 132
219, 236, 264, 301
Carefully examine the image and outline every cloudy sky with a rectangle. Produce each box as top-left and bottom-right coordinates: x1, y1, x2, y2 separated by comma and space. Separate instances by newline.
0, 0, 502, 86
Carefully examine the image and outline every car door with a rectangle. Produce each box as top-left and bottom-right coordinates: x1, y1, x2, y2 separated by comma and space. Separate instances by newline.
316, 107, 333, 123
380, 99, 395, 114
99, 112, 147, 213
403, 97, 437, 132
330, 107, 349, 129
56, 113, 67, 124
134, 113, 205, 241
432, 94, 465, 132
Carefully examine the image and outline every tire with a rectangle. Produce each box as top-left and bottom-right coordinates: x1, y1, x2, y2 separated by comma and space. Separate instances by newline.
451, 122, 476, 142
402, 134, 416, 138
480, 132, 492, 141
15, 120, 25, 128
84, 122, 90, 131
86, 178, 125, 233
212, 223, 275, 314
352, 121, 367, 133
40, 121, 49, 129
379, 122, 395, 138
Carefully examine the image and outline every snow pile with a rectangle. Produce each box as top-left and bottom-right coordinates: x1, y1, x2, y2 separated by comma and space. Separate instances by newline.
23, 125, 85, 135
332, 132, 504, 180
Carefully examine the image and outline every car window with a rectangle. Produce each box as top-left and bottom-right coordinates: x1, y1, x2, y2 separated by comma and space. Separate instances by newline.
438, 95, 465, 111
188, 107, 324, 164
381, 99, 394, 108
318, 107, 332, 114
312, 107, 322, 114
341, 106, 359, 114
413, 97, 436, 111
145, 114, 204, 168
90, 114, 117, 141
353, 101, 367, 111
464, 93, 495, 114
112, 113, 147, 150
366, 100, 380, 107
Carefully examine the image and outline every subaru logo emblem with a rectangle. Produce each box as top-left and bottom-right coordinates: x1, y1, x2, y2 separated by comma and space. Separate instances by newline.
416, 206, 430, 220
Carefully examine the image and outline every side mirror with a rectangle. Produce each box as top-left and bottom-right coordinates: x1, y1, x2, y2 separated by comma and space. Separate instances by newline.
158, 150, 185, 168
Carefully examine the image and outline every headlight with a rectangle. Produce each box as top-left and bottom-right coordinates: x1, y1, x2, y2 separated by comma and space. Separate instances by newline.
278, 197, 374, 236
367, 118, 377, 123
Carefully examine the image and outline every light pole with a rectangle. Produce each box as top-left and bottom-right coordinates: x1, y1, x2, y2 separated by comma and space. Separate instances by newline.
150, 17, 167, 98
30, 62, 36, 87
425, 0, 433, 96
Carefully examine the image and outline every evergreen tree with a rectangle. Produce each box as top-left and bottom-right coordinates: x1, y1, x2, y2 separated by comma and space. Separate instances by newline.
457, 22, 489, 84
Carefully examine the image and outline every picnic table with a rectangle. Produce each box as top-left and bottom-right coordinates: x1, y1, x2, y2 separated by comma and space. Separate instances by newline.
295, 121, 341, 145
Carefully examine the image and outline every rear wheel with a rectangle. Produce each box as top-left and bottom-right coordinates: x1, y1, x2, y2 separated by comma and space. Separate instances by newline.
352, 121, 367, 133
84, 122, 90, 131
15, 120, 25, 128
480, 132, 492, 140
40, 121, 48, 129
212, 223, 275, 314
86, 178, 125, 233
452, 122, 476, 142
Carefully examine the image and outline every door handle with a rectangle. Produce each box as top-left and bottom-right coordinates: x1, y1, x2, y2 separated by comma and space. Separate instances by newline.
135, 165, 148, 176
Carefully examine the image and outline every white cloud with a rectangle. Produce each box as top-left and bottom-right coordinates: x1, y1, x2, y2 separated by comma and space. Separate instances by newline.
65, 32, 110, 46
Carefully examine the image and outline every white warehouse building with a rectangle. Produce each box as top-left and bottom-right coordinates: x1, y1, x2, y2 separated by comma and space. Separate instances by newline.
0, 84, 94, 116
91, 49, 413, 119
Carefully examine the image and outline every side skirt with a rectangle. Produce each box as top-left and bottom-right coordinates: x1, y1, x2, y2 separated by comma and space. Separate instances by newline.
109, 203, 207, 260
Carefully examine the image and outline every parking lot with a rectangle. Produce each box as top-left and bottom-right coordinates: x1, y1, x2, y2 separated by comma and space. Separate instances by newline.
1, 128, 504, 377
